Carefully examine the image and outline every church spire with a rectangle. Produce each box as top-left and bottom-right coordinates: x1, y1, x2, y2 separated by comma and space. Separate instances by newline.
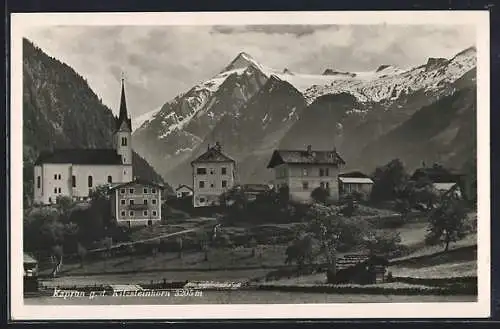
115, 74, 132, 131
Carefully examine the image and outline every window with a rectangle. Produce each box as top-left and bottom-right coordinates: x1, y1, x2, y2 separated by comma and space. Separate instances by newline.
152, 199, 157, 205
121, 211, 126, 217
88, 176, 93, 188
121, 137, 127, 146
210, 183, 214, 188
37, 176, 40, 189
143, 210, 148, 216
325, 168, 330, 176
302, 168, 309, 176
152, 188, 157, 194
200, 197, 206, 203
107, 175, 112, 183
196, 167, 207, 175
129, 188, 134, 194
152, 211, 157, 217
222, 180, 227, 188
221, 167, 227, 175
144, 199, 148, 205
129, 199, 134, 205
54, 188, 57, 193
58, 174, 61, 180
54, 174, 57, 180
120, 188, 125, 194
121, 199, 126, 205
210, 168, 215, 175
319, 168, 325, 177
143, 188, 148, 194
72, 175, 76, 187
58, 188, 61, 193
199, 181, 205, 188
302, 181, 309, 190
48, 197, 52, 203
129, 211, 134, 217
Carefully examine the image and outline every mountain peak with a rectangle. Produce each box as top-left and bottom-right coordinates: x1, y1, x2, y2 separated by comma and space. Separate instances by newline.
223, 52, 262, 73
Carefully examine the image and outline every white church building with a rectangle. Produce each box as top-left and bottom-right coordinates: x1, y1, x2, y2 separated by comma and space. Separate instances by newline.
33, 79, 134, 204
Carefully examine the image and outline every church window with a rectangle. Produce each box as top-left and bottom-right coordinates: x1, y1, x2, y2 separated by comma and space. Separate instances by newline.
72, 175, 76, 187
58, 174, 61, 180
36, 176, 40, 188
54, 174, 57, 180
58, 188, 61, 193
54, 188, 57, 193
107, 175, 112, 183
88, 176, 93, 188
121, 199, 125, 205
121, 137, 127, 146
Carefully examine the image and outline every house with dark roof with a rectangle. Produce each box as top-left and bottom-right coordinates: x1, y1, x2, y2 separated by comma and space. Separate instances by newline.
109, 177, 164, 227
410, 164, 464, 198
266, 145, 346, 201
191, 142, 236, 207
338, 171, 374, 201
33, 78, 134, 204
175, 184, 194, 198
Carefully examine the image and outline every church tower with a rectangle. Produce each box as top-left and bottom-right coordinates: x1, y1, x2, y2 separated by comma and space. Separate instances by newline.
113, 77, 133, 168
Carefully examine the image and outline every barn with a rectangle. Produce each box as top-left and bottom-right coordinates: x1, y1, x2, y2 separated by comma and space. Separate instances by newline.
328, 254, 389, 285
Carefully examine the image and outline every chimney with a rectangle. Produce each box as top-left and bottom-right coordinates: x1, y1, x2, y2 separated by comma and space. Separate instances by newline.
207, 143, 210, 150
215, 141, 221, 151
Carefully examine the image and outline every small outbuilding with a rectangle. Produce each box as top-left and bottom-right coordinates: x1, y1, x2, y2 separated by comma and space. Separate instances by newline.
338, 171, 374, 201
329, 254, 389, 285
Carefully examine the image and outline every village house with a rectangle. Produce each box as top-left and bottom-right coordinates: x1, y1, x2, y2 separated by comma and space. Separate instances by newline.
175, 184, 194, 198
33, 78, 133, 204
109, 177, 164, 227
266, 145, 346, 201
191, 142, 236, 208
338, 171, 374, 201
410, 164, 464, 198
241, 183, 272, 201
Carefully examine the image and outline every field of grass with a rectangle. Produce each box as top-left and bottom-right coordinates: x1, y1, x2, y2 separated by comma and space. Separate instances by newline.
390, 260, 477, 279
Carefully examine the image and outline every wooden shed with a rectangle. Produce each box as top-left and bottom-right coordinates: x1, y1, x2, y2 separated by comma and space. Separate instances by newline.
329, 254, 389, 285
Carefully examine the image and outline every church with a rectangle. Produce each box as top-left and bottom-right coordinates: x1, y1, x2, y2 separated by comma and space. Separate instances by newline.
33, 79, 134, 204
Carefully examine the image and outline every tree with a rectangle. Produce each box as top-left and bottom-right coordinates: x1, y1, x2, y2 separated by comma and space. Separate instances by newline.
425, 197, 469, 251
305, 204, 372, 282
56, 195, 74, 222
364, 231, 402, 256
311, 187, 330, 204
285, 233, 315, 269
371, 159, 409, 202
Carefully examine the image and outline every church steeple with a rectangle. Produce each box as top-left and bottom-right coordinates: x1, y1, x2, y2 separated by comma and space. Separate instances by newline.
115, 75, 132, 131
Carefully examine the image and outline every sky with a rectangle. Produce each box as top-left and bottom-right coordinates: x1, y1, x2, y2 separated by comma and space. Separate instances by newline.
25, 24, 476, 118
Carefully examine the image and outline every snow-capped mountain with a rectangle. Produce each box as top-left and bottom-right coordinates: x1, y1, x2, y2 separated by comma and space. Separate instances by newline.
133, 47, 477, 186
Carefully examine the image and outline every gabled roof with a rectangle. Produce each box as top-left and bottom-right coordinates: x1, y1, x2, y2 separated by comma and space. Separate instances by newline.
34, 149, 123, 165
267, 148, 345, 168
191, 144, 235, 164
175, 184, 193, 192
411, 165, 463, 183
109, 177, 165, 191
339, 177, 374, 184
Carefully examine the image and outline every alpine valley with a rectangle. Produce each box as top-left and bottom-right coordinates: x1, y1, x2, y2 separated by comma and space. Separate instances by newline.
132, 47, 477, 187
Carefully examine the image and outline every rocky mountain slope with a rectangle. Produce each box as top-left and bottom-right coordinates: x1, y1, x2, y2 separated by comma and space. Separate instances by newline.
23, 39, 168, 205
133, 47, 477, 187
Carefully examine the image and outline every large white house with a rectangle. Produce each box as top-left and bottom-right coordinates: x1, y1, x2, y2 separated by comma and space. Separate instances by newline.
191, 142, 236, 207
33, 79, 134, 204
